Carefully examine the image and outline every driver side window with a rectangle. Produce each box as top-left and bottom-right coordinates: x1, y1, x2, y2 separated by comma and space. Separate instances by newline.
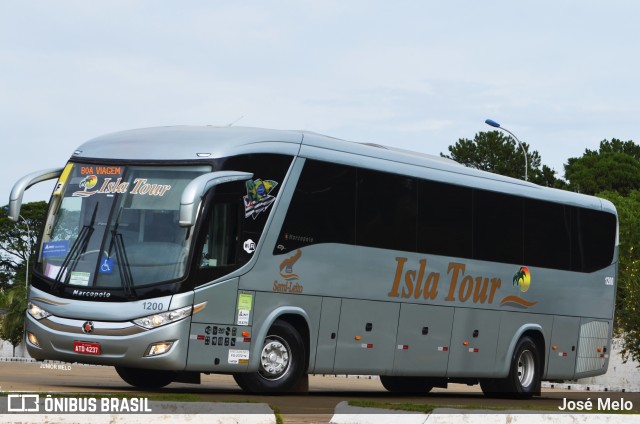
200, 201, 240, 269
193, 181, 248, 284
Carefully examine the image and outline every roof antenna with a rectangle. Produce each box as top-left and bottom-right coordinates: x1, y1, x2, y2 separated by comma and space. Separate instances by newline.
227, 116, 244, 127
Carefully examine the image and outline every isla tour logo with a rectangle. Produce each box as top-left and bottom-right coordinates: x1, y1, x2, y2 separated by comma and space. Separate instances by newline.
8, 394, 40, 412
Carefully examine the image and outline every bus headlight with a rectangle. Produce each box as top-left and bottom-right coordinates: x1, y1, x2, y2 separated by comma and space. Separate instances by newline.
132, 305, 193, 330
27, 303, 52, 320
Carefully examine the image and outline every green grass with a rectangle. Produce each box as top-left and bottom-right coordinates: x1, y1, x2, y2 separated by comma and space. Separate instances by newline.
349, 400, 437, 414
270, 404, 284, 424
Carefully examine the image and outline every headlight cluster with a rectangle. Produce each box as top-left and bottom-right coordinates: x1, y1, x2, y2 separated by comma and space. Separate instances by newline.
132, 305, 193, 330
27, 302, 51, 320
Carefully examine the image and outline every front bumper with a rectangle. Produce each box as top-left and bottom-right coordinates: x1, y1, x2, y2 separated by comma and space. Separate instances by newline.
25, 313, 191, 370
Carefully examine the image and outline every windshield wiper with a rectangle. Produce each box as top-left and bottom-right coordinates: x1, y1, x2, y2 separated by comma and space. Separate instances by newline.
109, 209, 136, 298
52, 202, 99, 291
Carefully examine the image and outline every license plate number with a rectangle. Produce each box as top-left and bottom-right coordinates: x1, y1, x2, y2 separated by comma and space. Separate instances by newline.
73, 341, 101, 355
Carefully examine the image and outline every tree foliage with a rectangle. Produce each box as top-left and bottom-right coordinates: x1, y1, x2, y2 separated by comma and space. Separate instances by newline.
0, 201, 47, 352
597, 191, 640, 363
445, 133, 640, 363
565, 139, 640, 195
0, 201, 48, 291
0, 283, 27, 355
564, 139, 640, 362
442, 131, 560, 187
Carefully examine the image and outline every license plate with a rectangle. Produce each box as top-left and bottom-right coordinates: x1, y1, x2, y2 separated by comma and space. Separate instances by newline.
73, 341, 101, 355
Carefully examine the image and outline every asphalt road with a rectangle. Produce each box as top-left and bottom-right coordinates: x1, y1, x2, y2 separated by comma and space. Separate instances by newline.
1, 361, 639, 421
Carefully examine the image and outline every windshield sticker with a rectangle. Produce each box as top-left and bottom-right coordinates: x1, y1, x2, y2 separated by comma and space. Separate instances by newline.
69, 271, 91, 287
244, 178, 278, 219
53, 164, 74, 196
41, 240, 70, 258
99, 257, 115, 275
45, 263, 66, 280
72, 177, 172, 198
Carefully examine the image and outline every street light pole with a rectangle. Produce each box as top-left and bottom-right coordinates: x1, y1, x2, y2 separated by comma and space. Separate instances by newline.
485, 119, 528, 182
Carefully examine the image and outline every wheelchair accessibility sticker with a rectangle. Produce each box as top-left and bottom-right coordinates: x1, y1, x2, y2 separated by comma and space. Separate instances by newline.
99, 257, 115, 275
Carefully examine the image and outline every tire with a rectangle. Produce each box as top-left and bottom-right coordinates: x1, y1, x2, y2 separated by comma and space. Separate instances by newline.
479, 378, 499, 397
486, 336, 541, 399
379, 376, 434, 393
233, 320, 306, 394
115, 366, 176, 389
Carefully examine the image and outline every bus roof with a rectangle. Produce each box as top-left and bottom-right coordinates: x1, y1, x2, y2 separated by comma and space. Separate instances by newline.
72, 126, 615, 215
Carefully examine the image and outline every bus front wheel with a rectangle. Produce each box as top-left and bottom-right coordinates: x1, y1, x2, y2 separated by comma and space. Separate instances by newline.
380, 376, 434, 393
115, 366, 176, 389
233, 320, 306, 394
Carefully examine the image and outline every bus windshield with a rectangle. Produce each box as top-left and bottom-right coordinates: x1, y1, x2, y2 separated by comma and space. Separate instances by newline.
37, 163, 210, 290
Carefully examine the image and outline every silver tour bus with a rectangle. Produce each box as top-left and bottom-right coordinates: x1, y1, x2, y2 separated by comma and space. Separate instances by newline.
9, 126, 618, 398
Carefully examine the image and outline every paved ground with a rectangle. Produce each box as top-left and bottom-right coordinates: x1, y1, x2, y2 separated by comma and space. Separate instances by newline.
1, 361, 639, 423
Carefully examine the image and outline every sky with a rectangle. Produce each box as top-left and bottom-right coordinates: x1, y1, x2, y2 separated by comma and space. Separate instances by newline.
2, 1, 639, 204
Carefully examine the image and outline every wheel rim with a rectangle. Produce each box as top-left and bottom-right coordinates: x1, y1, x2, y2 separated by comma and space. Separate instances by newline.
259, 335, 291, 381
517, 349, 535, 388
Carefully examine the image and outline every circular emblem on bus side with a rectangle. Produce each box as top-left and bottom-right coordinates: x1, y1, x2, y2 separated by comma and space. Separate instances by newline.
82, 321, 94, 334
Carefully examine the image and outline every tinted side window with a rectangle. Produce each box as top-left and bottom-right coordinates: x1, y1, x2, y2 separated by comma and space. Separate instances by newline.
275, 160, 356, 254
572, 208, 616, 272
275, 159, 616, 273
524, 199, 571, 270
418, 180, 472, 258
474, 190, 523, 264
356, 168, 417, 252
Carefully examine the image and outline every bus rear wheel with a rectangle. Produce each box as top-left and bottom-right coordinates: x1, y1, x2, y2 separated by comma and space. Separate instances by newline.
482, 336, 540, 399
379, 376, 434, 393
233, 320, 306, 394
115, 366, 177, 389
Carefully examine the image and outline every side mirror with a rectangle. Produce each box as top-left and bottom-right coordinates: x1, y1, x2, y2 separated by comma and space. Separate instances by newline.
179, 171, 253, 227
8, 168, 63, 222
